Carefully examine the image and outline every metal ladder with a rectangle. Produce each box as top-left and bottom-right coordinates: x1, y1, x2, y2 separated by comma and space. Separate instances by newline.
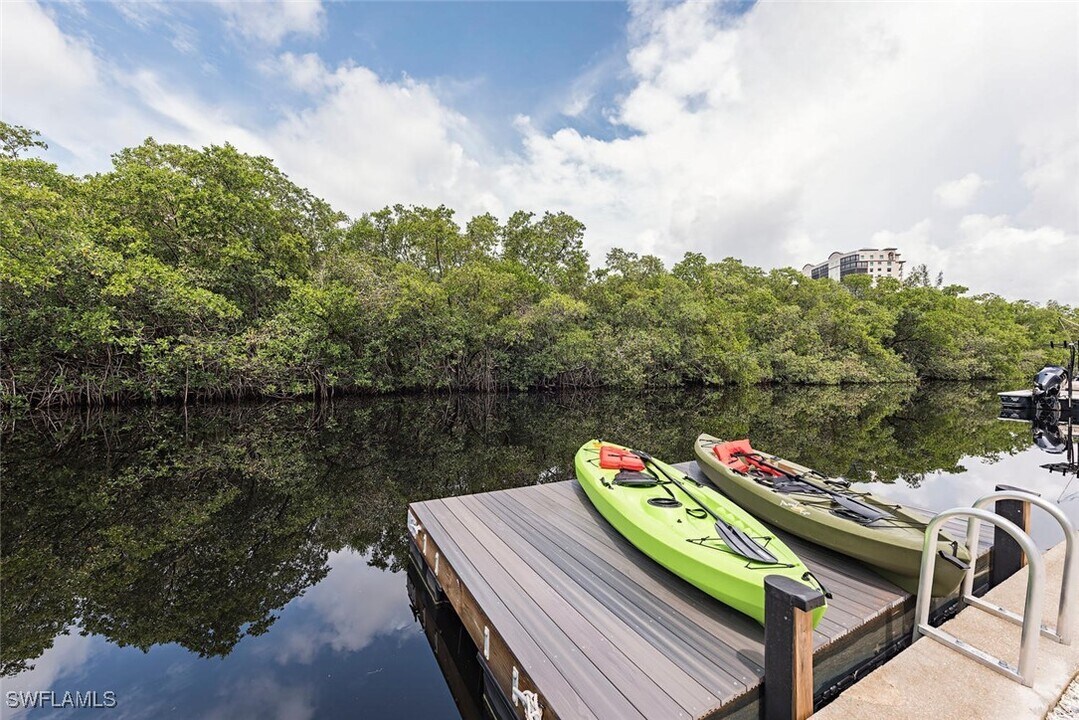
912, 488, 1076, 687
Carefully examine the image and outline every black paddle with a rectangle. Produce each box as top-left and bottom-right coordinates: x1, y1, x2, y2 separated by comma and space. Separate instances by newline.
734, 452, 888, 524
630, 449, 780, 565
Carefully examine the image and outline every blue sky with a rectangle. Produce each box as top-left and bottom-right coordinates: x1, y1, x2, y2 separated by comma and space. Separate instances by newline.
45, 1, 635, 146
3, 1, 1077, 303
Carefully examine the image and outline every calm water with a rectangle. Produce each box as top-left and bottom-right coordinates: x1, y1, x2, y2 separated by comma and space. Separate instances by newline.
2, 385, 1076, 719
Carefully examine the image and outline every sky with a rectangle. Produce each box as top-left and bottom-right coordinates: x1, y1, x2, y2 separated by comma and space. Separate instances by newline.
2, 0, 1077, 304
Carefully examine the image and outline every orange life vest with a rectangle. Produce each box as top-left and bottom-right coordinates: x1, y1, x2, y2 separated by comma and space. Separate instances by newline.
599, 445, 646, 472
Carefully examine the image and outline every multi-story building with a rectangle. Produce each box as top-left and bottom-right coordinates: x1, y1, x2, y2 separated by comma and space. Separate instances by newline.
802, 248, 904, 282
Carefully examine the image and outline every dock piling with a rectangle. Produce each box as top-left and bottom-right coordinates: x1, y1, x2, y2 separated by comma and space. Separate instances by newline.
763, 575, 827, 720
991, 484, 1035, 586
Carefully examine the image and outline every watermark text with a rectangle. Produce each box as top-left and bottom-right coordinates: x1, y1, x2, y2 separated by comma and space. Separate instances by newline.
5, 691, 117, 710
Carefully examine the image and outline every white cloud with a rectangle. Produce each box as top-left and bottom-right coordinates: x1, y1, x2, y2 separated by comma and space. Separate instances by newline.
263, 551, 415, 665
561, 91, 593, 119
261, 52, 334, 94
1, 631, 100, 717
109, 2, 199, 56
3, 2, 487, 214
0, 4, 142, 166
492, 2, 1078, 302
109, 0, 171, 30
170, 24, 198, 55
2, 0, 1076, 304
873, 215, 1079, 304
204, 677, 316, 720
1019, 122, 1079, 234
935, 173, 988, 209
213, 0, 324, 46
266, 64, 490, 215
121, 70, 269, 154
0, 2, 254, 170
869, 220, 941, 276
555, 52, 623, 120
951, 215, 1078, 302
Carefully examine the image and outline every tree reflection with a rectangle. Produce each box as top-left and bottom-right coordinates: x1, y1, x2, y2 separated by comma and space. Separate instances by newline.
1, 384, 1028, 676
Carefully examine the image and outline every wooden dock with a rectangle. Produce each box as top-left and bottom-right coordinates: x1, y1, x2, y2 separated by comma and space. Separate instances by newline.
407, 462, 994, 720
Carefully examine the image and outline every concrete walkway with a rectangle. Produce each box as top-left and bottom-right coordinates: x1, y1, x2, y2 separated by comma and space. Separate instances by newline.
815, 542, 1078, 720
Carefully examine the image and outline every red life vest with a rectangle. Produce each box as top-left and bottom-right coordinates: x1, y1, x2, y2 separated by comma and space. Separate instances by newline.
713, 439, 783, 477
599, 445, 646, 472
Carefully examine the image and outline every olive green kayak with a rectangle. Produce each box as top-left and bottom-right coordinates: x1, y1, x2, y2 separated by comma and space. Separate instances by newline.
693, 434, 970, 597
575, 439, 827, 626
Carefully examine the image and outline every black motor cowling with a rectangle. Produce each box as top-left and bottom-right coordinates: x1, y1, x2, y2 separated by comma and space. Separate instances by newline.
1032, 412, 1066, 454
1033, 365, 1069, 404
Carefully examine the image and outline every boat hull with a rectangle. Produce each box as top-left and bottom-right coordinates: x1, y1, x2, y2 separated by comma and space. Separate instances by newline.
694, 434, 969, 597
575, 439, 827, 626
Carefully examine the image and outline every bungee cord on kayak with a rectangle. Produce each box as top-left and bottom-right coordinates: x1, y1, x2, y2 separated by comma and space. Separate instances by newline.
583, 441, 787, 566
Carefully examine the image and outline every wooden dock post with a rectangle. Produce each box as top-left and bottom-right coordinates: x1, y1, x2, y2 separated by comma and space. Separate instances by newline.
991, 484, 1035, 587
764, 575, 827, 720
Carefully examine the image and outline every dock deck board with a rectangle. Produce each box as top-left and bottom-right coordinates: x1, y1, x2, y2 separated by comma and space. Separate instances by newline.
408, 461, 994, 720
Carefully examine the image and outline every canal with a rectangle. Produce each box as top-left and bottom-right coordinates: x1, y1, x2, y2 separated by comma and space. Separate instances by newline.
2, 384, 1075, 718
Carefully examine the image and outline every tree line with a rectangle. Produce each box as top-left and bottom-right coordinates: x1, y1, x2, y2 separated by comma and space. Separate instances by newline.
2, 122, 1073, 408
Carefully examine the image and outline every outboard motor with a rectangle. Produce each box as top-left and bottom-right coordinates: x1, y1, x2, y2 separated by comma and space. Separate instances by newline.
1033, 365, 1069, 407
1032, 412, 1066, 454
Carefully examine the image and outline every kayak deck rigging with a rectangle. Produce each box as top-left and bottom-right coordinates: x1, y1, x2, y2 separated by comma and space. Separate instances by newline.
697, 435, 917, 527
695, 434, 972, 596
684, 535, 796, 570
582, 444, 784, 566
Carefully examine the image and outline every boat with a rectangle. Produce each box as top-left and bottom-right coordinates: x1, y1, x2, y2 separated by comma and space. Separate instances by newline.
693, 434, 970, 596
574, 439, 827, 626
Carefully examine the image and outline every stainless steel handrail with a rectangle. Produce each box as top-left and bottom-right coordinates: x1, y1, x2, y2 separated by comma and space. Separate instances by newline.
963, 489, 1076, 645
913, 507, 1044, 687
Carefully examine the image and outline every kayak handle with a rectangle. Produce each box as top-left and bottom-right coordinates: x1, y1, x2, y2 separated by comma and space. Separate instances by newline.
803, 570, 832, 599
938, 549, 971, 571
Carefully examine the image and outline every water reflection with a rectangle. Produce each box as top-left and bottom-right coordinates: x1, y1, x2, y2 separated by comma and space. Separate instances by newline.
1030, 413, 1078, 478
1, 384, 1067, 718
0, 551, 445, 719
406, 563, 487, 720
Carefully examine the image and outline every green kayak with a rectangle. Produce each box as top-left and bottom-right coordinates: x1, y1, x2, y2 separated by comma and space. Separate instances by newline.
575, 439, 827, 626
693, 434, 970, 597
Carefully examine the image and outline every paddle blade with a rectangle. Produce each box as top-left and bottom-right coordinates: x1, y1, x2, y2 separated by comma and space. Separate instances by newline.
714, 521, 779, 564
830, 494, 889, 523
774, 479, 889, 524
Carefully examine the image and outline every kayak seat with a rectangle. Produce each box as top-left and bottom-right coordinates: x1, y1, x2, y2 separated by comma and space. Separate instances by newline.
613, 470, 660, 487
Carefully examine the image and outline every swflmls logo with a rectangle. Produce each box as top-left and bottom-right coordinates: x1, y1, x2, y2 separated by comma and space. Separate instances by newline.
5, 691, 117, 709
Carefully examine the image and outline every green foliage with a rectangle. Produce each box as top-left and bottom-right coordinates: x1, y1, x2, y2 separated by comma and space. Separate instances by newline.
2, 125, 1074, 407
502, 210, 589, 291
0, 121, 47, 159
